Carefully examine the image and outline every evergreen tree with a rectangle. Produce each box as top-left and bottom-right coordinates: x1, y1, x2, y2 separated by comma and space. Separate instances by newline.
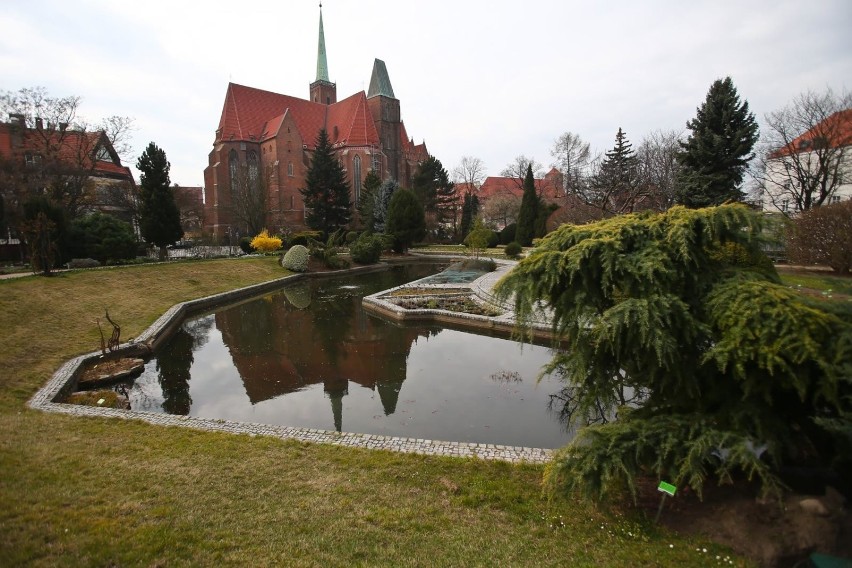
356, 169, 382, 231
300, 129, 352, 235
386, 188, 426, 252
411, 155, 451, 213
137, 142, 182, 261
515, 164, 539, 246
677, 77, 759, 208
591, 127, 642, 213
459, 192, 479, 240
496, 204, 851, 502
372, 179, 398, 233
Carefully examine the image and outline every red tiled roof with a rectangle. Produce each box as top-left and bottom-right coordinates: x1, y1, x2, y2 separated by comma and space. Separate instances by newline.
219, 83, 327, 147
0, 122, 133, 182
220, 83, 380, 150
326, 92, 379, 147
478, 170, 563, 201
771, 108, 852, 158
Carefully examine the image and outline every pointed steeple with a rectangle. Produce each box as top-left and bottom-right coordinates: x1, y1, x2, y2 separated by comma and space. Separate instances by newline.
316, 4, 330, 83
367, 59, 396, 99
310, 3, 336, 105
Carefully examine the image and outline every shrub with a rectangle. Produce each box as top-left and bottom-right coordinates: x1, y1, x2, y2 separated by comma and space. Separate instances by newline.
504, 242, 522, 259
386, 188, 426, 252
486, 230, 499, 249
239, 237, 254, 254
345, 231, 359, 244
499, 223, 517, 245
281, 245, 309, 272
288, 230, 323, 247
250, 229, 283, 253
463, 218, 492, 258
67, 258, 101, 269
68, 212, 137, 264
786, 200, 852, 274
350, 233, 385, 264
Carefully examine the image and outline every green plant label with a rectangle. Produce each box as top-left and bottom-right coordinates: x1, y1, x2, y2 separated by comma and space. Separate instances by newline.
657, 481, 676, 496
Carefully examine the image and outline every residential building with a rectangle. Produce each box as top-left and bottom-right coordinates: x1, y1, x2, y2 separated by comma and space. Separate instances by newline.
760, 108, 852, 214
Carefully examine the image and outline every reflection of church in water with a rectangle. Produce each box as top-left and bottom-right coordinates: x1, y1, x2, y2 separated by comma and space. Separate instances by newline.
214, 282, 434, 431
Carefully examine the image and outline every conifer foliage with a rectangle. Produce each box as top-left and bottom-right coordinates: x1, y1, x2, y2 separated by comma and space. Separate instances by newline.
676, 77, 759, 208
515, 164, 539, 246
137, 142, 183, 261
301, 128, 352, 236
496, 204, 851, 501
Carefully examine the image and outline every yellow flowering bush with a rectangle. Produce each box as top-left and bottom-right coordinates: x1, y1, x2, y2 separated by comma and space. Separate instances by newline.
250, 229, 283, 253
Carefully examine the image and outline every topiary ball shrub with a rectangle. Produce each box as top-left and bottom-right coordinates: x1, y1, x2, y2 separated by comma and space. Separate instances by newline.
345, 231, 359, 244
281, 244, 310, 272
504, 241, 522, 259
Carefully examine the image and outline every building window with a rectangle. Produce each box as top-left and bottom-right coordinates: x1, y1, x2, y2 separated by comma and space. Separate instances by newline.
229, 149, 239, 191
828, 195, 841, 205
290, 195, 294, 209
288, 162, 294, 177
353, 155, 362, 204
781, 199, 790, 212
247, 150, 259, 189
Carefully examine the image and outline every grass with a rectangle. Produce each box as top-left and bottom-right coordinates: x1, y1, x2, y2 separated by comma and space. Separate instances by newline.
777, 267, 852, 296
0, 257, 748, 566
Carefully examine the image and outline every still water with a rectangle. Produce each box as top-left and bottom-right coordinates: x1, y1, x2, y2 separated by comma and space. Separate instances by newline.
126, 264, 573, 448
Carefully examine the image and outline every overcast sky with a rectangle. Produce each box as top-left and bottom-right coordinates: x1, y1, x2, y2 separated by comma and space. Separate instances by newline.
2, 0, 850, 187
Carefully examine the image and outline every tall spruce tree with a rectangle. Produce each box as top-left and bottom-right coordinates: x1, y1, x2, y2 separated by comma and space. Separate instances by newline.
301, 129, 352, 235
411, 155, 451, 213
386, 188, 426, 252
515, 164, 539, 246
676, 77, 759, 208
356, 169, 382, 232
592, 127, 642, 213
136, 142, 182, 261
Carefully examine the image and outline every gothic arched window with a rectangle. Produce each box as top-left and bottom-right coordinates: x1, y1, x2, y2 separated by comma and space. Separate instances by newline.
353, 155, 362, 204
247, 150, 259, 189
229, 149, 239, 192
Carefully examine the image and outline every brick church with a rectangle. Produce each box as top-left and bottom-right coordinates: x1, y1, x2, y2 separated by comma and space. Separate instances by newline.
203, 6, 428, 239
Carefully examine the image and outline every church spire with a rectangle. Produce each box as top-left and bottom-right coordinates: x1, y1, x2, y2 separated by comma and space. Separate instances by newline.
316, 3, 330, 83
310, 3, 335, 104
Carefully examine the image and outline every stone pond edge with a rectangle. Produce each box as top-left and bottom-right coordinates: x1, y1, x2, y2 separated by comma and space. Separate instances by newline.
27, 256, 554, 465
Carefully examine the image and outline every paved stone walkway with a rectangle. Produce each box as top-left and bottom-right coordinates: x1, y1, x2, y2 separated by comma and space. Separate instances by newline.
27, 258, 555, 465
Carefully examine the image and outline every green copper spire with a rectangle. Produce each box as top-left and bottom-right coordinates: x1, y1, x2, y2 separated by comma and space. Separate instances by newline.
367, 59, 396, 99
316, 4, 330, 82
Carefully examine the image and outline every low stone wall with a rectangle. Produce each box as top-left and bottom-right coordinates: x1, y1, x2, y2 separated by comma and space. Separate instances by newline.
27, 258, 555, 465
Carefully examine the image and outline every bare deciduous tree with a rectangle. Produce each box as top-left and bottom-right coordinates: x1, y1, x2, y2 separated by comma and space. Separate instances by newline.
228, 159, 270, 236
756, 88, 852, 215
636, 129, 683, 210
452, 155, 486, 195
500, 155, 544, 193
480, 192, 521, 228
550, 131, 591, 195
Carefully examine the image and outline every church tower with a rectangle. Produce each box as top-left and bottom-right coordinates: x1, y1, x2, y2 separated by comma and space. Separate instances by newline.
310, 4, 337, 105
367, 59, 401, 181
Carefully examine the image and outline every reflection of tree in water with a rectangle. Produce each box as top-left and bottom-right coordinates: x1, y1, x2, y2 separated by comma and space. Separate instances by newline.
183, 315, 214, 350
309, 280, 355, 367
225, 298, 277, 356
548, 382, 648, 431
157, 326, 195, 414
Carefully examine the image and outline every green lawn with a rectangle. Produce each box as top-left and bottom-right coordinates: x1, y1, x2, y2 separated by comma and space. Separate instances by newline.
0, 258, 746, 566
778, 267, 852, 296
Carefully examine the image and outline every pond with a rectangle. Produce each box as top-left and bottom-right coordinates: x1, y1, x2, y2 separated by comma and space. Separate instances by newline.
120, 263, 574, 448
